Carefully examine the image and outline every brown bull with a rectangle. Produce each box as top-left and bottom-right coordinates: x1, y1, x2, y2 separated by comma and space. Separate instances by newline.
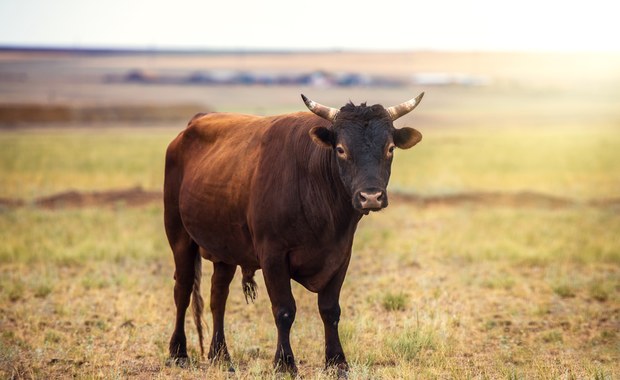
164, 93, 425, 374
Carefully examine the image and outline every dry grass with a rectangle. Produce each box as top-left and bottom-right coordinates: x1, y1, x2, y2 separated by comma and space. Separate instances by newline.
0, 204, 618, 379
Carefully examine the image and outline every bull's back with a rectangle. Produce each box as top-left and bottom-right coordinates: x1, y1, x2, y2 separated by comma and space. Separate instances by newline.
165, 112, 268, 265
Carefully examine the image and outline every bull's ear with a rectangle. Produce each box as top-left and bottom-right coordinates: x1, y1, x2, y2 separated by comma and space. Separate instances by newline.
393, 127, 422, 149
309, 126, 334, 148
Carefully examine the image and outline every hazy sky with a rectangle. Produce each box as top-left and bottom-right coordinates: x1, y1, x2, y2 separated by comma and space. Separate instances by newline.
0, 0, 618, 51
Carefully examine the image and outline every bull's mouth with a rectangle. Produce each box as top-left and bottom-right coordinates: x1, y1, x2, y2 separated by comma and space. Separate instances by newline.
362, 208, 380, 215
355, 203, 388, 215
363, 206, 384, 214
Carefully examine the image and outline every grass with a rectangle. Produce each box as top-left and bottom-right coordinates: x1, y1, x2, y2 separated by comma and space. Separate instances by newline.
387, 323, 438, 361
0, 127, 177, 199
390, 124, 620, 200
382, 292, 408, 312
0, 205, 167, 264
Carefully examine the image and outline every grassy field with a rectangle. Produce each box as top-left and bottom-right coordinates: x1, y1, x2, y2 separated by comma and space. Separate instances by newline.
2, 123, 620, 201
1, 51, 619, 379
0, 205, 618, 379
1, 124, 618, 379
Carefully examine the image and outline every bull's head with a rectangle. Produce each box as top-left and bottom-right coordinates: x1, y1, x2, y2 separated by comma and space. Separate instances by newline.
303, 93, 424, 214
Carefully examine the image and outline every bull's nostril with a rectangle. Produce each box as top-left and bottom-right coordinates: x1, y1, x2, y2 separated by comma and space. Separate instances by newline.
359, 193, 367, 202
376, 192, 383, 201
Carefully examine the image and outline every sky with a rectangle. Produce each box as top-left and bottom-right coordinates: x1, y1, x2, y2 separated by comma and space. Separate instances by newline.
0, 0, 619, 52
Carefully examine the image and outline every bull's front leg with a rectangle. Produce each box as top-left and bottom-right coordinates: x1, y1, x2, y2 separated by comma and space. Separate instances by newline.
318, 261, 349, 375
261, 256, 298, 374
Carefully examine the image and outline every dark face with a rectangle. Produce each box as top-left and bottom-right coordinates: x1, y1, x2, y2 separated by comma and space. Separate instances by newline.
332, 115, 394, 212
310, 104, 422, 214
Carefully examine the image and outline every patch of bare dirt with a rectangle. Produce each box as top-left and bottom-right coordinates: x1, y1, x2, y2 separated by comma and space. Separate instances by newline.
1, 187, 620, 210
0, 187, 161, 209
391, 191, 581, 208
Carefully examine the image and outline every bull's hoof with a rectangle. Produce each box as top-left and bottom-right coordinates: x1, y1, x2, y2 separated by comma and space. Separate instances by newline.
274, 357, 298, 375
336, 362, 349, 379
325, 362, 349, 379
209, 355, 235, 373
208, 346, 232, 364
166, 355, 189, 368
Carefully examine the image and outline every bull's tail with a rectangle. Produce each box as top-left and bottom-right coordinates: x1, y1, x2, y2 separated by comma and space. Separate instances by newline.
191, 253, 205, 357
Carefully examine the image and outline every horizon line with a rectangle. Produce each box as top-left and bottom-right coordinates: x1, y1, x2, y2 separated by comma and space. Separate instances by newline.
1, 44, 618, 55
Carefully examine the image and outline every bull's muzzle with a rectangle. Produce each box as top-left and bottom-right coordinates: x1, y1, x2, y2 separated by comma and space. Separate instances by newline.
355, 189, 387, 212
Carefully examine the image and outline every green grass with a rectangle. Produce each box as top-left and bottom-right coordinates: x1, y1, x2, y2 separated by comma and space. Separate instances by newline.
0, 128, 176, 199
387, 324, 438, 361
357, 205, 620, 266
382, 292, 408, 311
2, 124, 620, 201
0, 205, 167, 264
390, 125, 620, 200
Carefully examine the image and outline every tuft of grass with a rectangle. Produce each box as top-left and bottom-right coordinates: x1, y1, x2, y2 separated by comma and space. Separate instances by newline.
33, 284, 53, 298
44, 330, 63, 344
81, 274, 110, 290
588, 280, 611, 302
552, 283, 577, 298
386, 325, 437, 361
32, 276, 54, 298
592, 368, 612, 380
381, 292, 408, 311
506, 370, 524, 380
481, 275, 516, 290
541, 330, 563, 344
3, 281, 25, 302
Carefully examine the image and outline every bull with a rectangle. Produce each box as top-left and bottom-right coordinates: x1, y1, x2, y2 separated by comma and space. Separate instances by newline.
164, 93, 425, 374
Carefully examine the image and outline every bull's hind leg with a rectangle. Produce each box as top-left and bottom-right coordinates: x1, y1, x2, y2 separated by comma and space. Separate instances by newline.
208, 262, 236, 361
167, 231, 200, 365
164, 179, 203, 365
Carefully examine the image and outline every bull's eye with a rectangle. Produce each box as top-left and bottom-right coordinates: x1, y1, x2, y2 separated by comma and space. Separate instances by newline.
335, 145, 347, 158
388, 144, 396, 155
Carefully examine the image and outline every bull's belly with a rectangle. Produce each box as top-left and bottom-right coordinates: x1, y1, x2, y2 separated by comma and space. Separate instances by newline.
180, 200, 257, 267
187, 219, 257, 266
177, 171, 260, 266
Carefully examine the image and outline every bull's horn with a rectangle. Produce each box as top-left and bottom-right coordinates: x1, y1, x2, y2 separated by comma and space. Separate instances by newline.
301, 94, 339, 121
385, 92, 425, 121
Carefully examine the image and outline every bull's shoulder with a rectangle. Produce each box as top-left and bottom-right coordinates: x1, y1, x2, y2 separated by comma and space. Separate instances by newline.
185, 112, 264, 141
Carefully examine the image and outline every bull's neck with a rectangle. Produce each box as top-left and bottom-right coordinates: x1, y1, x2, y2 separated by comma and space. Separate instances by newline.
302, 145, 362, 237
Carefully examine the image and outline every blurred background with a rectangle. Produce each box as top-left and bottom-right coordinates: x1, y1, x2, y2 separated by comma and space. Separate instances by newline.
1, 1, 619, 378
